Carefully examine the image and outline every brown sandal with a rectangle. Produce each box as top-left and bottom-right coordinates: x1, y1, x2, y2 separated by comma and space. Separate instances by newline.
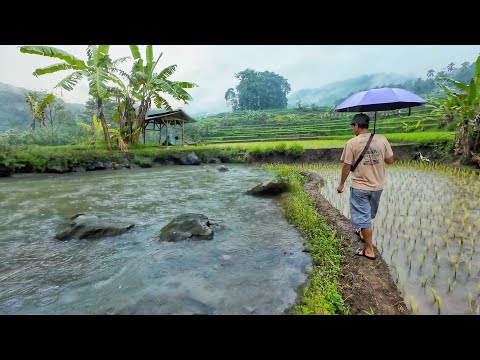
354, 248, 376, 260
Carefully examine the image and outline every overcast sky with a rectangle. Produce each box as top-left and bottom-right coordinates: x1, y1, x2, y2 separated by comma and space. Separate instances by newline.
0, 45, 479, 114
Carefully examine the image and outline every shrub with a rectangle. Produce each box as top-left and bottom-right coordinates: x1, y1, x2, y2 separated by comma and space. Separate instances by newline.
287, 143, 305, 156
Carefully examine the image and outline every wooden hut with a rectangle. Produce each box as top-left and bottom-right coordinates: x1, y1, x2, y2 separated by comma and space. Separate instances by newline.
142, 109, 195, 146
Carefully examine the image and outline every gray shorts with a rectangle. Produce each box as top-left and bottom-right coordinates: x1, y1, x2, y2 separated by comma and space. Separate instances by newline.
349, 188, 383, 229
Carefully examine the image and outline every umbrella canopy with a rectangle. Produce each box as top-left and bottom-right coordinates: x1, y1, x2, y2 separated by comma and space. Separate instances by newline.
335, 87, 427, 133
335, 87, 427, 112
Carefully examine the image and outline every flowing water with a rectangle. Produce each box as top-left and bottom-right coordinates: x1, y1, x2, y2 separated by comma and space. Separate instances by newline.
0, 164, 310, 315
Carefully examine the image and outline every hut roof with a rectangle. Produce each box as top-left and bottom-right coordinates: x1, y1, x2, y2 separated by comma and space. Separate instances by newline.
145, 109, 195, 123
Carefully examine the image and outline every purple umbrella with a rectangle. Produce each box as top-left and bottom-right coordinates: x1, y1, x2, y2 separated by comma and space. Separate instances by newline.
335, 87, 427, 133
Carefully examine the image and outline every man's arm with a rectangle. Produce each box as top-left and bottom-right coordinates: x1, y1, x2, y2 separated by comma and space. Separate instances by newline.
337, 163, 351, 193
384, 139, 394, 164
385, 155, 395, 164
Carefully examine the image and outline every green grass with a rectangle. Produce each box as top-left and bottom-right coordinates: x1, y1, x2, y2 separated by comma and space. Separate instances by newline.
265, 164, 348, 315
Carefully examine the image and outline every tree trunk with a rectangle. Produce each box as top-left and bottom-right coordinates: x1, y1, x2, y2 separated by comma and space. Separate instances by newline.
97, 98, 112, 150
133, 98, 150, 143
126, 97, 135, 143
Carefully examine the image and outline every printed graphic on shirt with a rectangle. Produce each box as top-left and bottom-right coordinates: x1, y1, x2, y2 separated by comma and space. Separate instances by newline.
363, 147, 379, 165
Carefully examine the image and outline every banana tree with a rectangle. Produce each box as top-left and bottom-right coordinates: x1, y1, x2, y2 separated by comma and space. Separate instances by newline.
437, 54, 480, 157
128, 45, 197, 143
19, 45, 128, 150
77, 115, 103, 145
24, 92, 55, 130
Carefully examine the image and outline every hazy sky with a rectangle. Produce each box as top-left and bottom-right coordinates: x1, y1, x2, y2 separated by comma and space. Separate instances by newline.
0, 45, 479, 114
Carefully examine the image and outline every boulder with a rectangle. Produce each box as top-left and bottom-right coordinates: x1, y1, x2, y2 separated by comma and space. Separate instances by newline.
55, 214, 134, 240
160, 213, 214, 242
246, 178, 290, 196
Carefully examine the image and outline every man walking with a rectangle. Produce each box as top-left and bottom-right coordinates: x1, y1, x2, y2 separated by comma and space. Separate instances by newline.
337, 113, 395, 260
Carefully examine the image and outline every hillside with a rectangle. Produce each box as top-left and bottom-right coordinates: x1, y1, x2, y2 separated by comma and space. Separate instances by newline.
0, 82, 85, 133
287, 73, 413, 107
185, 105, 450, 145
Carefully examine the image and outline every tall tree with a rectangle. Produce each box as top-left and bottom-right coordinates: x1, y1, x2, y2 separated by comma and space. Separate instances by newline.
427, 69, 435, 79
233, 69, 291, 111
19, 45, 127, 150
224, 88, 237, 111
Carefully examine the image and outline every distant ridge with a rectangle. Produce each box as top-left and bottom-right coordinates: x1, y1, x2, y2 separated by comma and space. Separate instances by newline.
0, 82, 85, 132
287, 73, 414, 107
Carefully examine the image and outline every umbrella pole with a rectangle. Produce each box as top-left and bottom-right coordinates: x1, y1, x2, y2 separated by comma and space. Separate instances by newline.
374, 111, 377, 134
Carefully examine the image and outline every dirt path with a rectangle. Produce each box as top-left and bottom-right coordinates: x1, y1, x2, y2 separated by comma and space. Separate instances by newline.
299, 170, 409, 315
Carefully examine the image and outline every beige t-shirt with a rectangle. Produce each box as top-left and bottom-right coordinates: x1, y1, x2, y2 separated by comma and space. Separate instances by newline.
340, 133, 393, 191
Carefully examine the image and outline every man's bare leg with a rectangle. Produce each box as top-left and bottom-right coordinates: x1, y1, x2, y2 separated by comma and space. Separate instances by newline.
359, 228, 374, 258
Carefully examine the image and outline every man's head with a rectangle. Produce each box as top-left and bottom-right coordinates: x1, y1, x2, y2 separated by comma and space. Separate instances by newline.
350, 113, 369, 135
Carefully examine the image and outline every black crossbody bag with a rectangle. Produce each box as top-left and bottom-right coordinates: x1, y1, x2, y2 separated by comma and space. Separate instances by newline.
351, 134, 374, 172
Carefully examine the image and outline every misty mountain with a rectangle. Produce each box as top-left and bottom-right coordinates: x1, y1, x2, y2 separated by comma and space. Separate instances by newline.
0, 82, 85, 132
287, 73, 414, 107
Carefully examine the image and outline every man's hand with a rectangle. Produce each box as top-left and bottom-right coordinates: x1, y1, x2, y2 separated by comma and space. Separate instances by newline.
337, 184, 344, 193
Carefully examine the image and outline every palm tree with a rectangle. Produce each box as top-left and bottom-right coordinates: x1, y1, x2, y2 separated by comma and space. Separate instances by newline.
128, 45, 198, 143
19, 45, 127, 150
427, 69, 435, 79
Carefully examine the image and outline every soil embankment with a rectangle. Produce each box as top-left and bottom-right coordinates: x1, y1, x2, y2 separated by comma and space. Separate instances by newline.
245, 144, 436, 164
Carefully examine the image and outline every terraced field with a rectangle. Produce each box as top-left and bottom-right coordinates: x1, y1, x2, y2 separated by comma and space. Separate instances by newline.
187, 109, 445, 144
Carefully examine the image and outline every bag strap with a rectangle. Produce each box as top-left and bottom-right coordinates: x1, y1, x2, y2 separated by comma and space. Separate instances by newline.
351, 134, 374, 172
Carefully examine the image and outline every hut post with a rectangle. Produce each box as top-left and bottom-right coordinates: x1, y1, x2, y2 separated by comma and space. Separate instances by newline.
182, 120, 185, 146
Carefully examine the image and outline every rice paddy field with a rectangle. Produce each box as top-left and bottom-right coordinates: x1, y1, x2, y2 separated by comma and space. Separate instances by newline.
292, 162, 480, 315
202, 132, 454, 150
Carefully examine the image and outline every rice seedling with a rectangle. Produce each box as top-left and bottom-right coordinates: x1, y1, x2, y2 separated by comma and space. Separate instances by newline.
431, 264, 438, 278
449, 255, 457, 267
390, 246, 398, 261
435, 296, 442, 315
408, 296, 419, 315
454, 263, 459, 280
467, 293, 475, 314
448, 277, 456, 292
418, 253, 425, 269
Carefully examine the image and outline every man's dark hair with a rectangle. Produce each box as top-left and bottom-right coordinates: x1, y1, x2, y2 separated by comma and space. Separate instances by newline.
351, 113, 370, 129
